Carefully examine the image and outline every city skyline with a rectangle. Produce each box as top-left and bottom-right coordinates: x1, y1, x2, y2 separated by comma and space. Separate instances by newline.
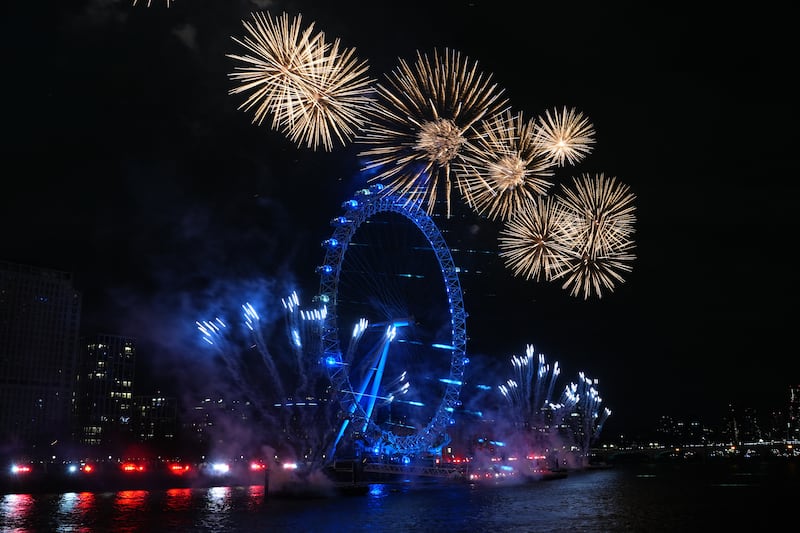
3, 257, 796, 455
2, 2, 797, 439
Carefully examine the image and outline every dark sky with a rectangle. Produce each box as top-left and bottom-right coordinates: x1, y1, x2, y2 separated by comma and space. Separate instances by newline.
3, 1, 797, 437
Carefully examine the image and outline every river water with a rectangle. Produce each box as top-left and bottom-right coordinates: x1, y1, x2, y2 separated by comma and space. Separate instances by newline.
2, 459, 796, 532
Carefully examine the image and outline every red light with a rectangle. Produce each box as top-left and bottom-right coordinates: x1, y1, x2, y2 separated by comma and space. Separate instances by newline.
11, 464, 32, 474
249, 462, 266, 471
169, 464, 191, 475
82, 464, 94, 473
121, 462, 145, 473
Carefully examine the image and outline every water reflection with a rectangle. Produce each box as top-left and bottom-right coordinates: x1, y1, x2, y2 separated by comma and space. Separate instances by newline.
165, 488, 192, 512
1, 493, 34, 531
197, 486, 233, 531
57, 492, 95, 532
113, 490, 148, 533
245, 484, 265, 510
0, 463, 795, 532
206, 486, 231, 512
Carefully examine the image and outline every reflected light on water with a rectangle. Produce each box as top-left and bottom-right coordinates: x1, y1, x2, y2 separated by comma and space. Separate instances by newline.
113, 490, 148, 532
58, 491, 95, 531
165, 488, 193, 512
246, 484, 265, 510
1, 493, 35, 530
206, 486, 232, 512
115, 490, 148, 513
198, 486, 234, 531
368, 484, 387, 497
58, 492, 79, 514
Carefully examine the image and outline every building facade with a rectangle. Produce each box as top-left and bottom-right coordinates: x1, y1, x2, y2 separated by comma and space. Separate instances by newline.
132, 394, 177, 445
789, 384, 800, 442
0, 260, 82, 454
74, 334, 136, 450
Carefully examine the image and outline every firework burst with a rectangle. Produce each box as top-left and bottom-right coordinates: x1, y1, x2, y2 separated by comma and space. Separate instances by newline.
356, 48, 509, 217
454, 110, 556, 221
227, 12, 375, 151
535, 106, 596, 167
553, 173, 637, 299
497, 195, 575, 282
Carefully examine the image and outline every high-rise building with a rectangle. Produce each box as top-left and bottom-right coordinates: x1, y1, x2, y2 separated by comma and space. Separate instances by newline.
132, 394, 177, 444
74, 334, 136, 449
789, 384, 800, 442
0, 260, 82, 453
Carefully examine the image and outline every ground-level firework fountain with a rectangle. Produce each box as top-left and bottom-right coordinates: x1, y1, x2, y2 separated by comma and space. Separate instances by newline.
197, 289, 345, 494
492, 344, 611, 470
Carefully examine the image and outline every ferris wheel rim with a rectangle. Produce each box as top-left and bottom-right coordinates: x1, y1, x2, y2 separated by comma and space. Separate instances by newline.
317, 185, 468, 456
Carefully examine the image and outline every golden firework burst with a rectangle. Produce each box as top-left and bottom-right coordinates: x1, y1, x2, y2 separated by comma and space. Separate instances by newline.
535, 106, 596, 167
497, 196, 576, 282
227, 12, 375, 151
455, 110, 556, 221
356, 48, 509, 217
552, 173, 637, 299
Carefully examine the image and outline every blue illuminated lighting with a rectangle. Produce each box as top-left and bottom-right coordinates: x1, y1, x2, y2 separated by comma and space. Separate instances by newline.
431, 343, 455, 350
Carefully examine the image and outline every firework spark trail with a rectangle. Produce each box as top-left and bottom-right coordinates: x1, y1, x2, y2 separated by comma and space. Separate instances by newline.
343, 318, 369, 367
498, 195, 576, 282
596, 407, 612, 435
535, 106, 596, 167
573, 372, 607, 456
196, 292, 338, 471
196, 316, 269, 419
258, 293, 337, 470
455, 110, 556, 221
228, 12, 375, 151
499, 345, 565, 432
357, 48, 509, 217
497, 344, 611, 466
243, 302, 286, 400
553, 173, 637, 299
280, 291, 327, 394
531, 349, 549, 414
540, 352, 562, 414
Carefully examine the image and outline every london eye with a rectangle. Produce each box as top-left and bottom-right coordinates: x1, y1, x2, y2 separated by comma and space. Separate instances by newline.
316, 185, 468, 460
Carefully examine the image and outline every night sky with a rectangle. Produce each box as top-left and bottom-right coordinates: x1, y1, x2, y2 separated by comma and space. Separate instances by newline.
3, 1, 797, 438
